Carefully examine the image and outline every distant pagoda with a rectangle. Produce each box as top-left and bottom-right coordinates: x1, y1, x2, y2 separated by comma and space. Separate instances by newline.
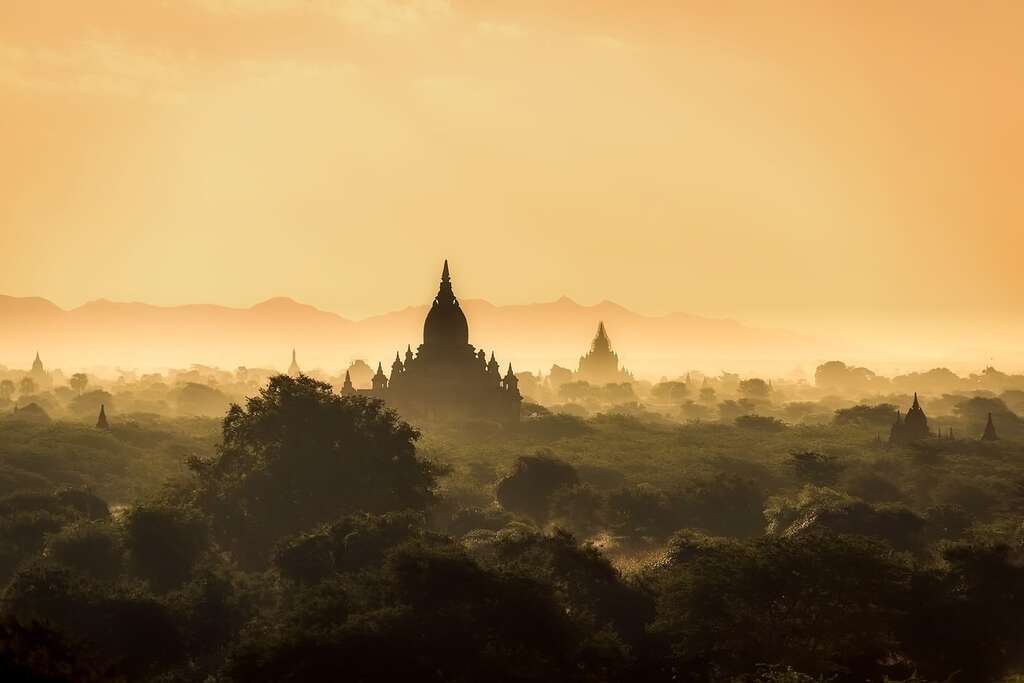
96, 404, 110, 430
981, 412, 999, 441
575, 321, 633, 386
889, 393, 930, 444
28, 351, 52, 390
287, 349, 302, 377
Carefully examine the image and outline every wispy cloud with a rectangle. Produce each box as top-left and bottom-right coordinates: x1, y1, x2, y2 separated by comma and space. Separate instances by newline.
191, 0, 453, 35
0, 41, 189, 100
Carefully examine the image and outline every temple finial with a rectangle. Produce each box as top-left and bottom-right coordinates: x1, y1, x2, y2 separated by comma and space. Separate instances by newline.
441, 259, 450, 283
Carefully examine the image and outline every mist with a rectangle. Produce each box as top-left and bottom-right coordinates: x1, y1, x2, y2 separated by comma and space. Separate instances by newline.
2, 2, 1024, 682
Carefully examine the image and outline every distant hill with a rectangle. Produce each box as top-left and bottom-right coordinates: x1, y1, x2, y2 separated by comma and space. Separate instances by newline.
0, 294, 841, 378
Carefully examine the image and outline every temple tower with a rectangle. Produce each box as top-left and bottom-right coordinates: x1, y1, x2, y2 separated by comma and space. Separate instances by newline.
96, 404, 110, 430
981, 412, 999, 441
288, 349, 302, 377
371, 362, 388, 391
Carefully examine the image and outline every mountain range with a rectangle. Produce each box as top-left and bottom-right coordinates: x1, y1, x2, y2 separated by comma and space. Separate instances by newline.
0, 294, 843, 378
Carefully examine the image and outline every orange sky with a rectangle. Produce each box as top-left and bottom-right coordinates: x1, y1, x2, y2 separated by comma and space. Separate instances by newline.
1, 1, 1022, 361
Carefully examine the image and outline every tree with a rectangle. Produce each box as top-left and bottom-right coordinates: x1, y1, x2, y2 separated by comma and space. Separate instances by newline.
559, 380, 595, 402
0, 616, 117, 683
47, 521, 124, 581
788, 450, 845, 485
496, 451, 580, 522
173, 382, 231, 417
651, 381, 689, 403
738, 378, 770, 399
814, 360, 877, 393
0, 379, 14, 402
833, 403, 899, 430
734, 414, 786, 432
123, 503, 209, 591
69, 390, 113, 420
903, 543, 1024, 681
189, 375, 439, 567
18, 377, 36, 396
69, 373, 89, 396
651, 533, 912, 680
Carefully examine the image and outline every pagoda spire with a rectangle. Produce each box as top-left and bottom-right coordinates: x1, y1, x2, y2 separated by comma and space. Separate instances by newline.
442, 259, 450, 283
981, 412, 999, 441
96, 404, 109, 430
371, 361, 388, 391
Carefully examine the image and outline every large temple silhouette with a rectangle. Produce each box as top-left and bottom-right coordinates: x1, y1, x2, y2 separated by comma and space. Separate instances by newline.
575, 322, 633, 385
345, 261, 522, 423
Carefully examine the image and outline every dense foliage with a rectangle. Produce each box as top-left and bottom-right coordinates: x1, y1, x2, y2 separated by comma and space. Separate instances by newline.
0, 374, 1022, 681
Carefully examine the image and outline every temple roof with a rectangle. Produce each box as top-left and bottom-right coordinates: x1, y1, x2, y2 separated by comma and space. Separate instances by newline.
423, 259, 469, 347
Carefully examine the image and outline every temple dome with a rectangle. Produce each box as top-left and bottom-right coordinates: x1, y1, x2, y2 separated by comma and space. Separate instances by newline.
423, 260, 469, 347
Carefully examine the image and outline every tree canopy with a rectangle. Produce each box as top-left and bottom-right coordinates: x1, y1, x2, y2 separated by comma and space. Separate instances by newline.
188, 375, 440, 566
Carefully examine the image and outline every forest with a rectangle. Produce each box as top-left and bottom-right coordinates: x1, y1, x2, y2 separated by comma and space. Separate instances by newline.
0, 361, 1022, 682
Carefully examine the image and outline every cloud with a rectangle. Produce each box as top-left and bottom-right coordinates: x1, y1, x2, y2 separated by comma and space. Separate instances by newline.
190, 0, 453, 34
0, 41, 188, 100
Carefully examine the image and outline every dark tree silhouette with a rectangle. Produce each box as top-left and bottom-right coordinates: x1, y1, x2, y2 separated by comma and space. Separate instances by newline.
189, 375, 439, 567
496, 451, 579, 522
123, 503, 209, 591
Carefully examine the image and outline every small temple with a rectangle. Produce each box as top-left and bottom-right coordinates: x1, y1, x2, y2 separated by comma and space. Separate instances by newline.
575, 321, 633, 385
981, 412, 999, 441
27, 352, 52, 391
96, 404, 110, 430
349, 261, 522, 423
287, 349, 302, 377
889, 393, 931, 444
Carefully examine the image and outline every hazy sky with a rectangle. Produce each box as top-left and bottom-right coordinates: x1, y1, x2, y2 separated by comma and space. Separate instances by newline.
1, 1, 1021, 353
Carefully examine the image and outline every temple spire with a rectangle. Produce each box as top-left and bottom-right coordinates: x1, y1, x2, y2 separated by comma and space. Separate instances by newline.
96, 404, 109, 430
372, 361, 388, 391
431, 259, 457, 308
981, 412, 999, 441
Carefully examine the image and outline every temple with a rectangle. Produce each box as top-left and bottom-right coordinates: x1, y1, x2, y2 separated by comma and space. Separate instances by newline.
27, 352, 52, 391
889, 393, 931, 444
981, 412, 999, 441
575, 322, 633, 385
287, 349, 302, 377
348, 261, 522, 423
96, 404, 110, 430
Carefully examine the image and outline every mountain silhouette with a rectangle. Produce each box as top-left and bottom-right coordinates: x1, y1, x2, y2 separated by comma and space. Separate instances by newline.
0, 294, 839, 377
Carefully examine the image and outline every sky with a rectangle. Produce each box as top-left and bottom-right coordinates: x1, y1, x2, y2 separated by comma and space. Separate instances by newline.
1, 1, 1022, 360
